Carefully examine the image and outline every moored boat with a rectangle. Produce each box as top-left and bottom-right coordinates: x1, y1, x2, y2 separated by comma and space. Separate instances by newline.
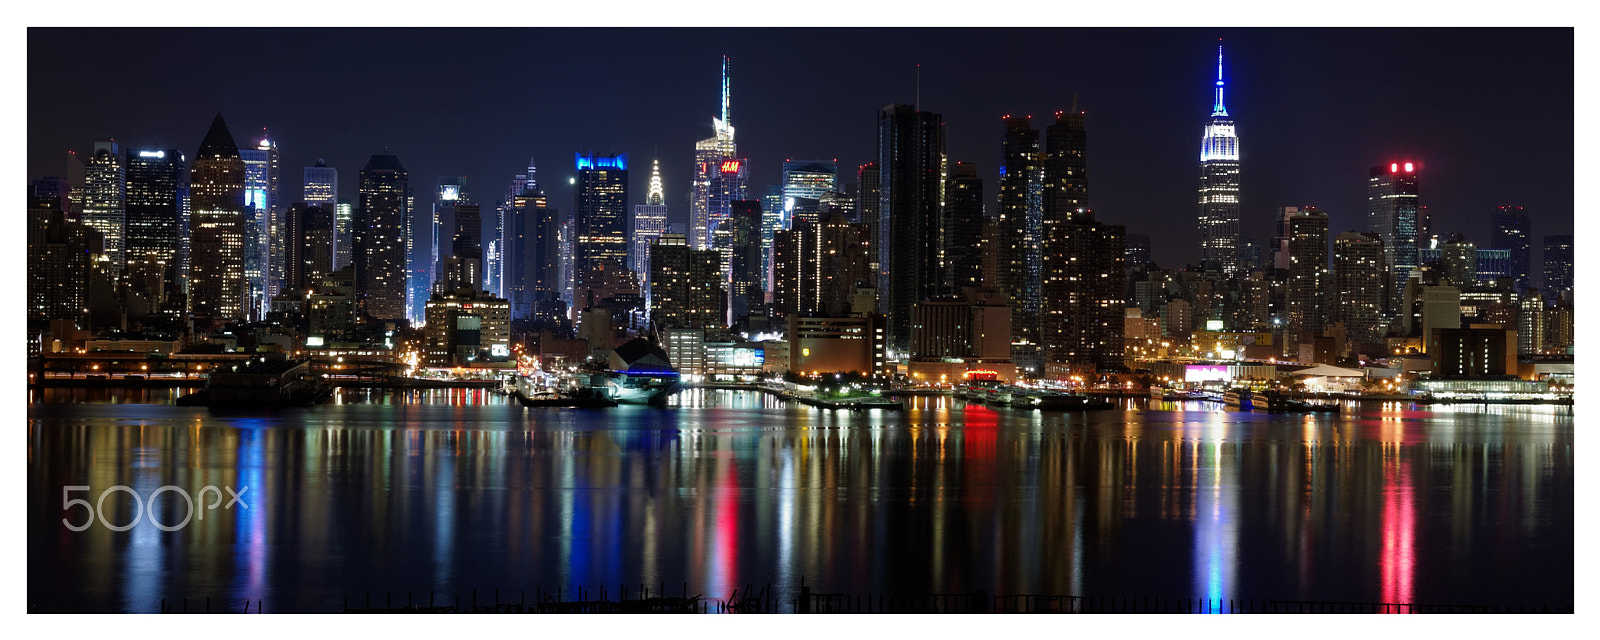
1223, 388, 1252, 408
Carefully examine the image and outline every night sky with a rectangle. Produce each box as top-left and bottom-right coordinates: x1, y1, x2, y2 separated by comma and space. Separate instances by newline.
27, 27, 1574, 271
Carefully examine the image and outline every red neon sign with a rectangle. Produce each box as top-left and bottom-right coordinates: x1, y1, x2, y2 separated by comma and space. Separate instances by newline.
720, 160, 741, 173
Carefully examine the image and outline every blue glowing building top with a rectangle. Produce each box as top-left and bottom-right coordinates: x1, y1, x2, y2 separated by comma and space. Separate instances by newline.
1212, 45, 1228, 117
1199, 44, 1238, 163
575, 153, 628, 172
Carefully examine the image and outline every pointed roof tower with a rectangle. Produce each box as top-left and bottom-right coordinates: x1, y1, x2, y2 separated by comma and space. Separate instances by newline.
647, 159, 665, 206
526, 156, 539, 193
197, 112, 240, 159
721, 55, 731, 128
1212, 43, 1228, 117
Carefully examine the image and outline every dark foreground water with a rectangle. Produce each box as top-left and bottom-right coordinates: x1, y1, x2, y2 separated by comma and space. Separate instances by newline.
27, 388, 1573, 612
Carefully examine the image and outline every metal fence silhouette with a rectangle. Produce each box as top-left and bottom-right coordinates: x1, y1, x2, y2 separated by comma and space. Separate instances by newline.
27, 582, 1573, 614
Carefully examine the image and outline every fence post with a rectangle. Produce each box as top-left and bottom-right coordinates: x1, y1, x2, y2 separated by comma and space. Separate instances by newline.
799, 585, 810, 614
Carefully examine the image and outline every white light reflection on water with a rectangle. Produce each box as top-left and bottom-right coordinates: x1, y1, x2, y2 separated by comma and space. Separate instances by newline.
1193, 410, 1237, 612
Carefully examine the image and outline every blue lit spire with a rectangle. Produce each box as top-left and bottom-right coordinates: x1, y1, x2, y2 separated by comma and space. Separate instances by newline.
1212, 43, 1228, 117
721, 55, 730, 128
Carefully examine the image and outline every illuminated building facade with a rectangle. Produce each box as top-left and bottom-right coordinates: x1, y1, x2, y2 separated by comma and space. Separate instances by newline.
239, 141, 276, 319
418, 177, 473, 324
334, 200, 353, 272
1368, 161, 1420, 311
856, 163, 880, 270
285, 202, 334, 294
1041, 209, 1126, 372
436, 203, 483, 293
690, 56, 740, 251
1542, 234, 1572, 300
649, 234, 724, 329
998, 115, 1043, 350
787, 315, 889, 377
493, 161, 536, 300
944, 162, 984, 290
1282, 206, 1329, 352
1489, 205, 1531, 292
878, 103, 946, 351
123, 147, 187, 314
782, 160, 837, 227
424, 288, 511, 367
771, 208, 873, 323
432, 176, 469, 293
573, 153, 630, 310
82, 140, 126, 279
355, 153, 410, 321
1439, 237, 1479, 288
1198, 46, 1242, 275
302, 160, 338, 268
1332, 231, 1387, 346
27, 204, 99, 327
632, 159, 669, 305
188, 114, 248, 322
727, 200, 764, 325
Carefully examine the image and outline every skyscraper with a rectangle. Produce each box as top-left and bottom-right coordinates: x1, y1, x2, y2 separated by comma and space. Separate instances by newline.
1332, 231, 1387, 346
1489, 205, 1531, 293
82, 140, 126, 279
632, 159, 669, 309
856, 162, 881, 275
303, 160, 339, 267
433, 176, 469, 291
1039, 107, 1124, 372
997, 114, 1043, 347
943, 162, 985, 290
355, 153, 410, 321
334, 200, 353, 272
772, 208, 873, 322
690, 56, 739, 251
1368, 161, 1420, 310
493, 162, 535, 299
1282, 207, 1329, 352
436, 201, 483, 293
1439, 237, 1479, 289
1543, 234, 1573, 299
649, 234, 724, 329
1043, 108, 1089, 220
782, 160, 837, 226
257, 137, 282, 298
123, 147, 187, 314
878, 103, 946, 351
727, 199, 764, 325
423, 176, 472, 321
239, 139, 277, 319
759, 183, 784, 296
501, 169, 558, 320
573, 153, 630, 310
27, 204, 99, 328
1198, 46, 1242, 275
188, 114, 247, 322
285, 202, 334, 294
1041, 209, 1125, 372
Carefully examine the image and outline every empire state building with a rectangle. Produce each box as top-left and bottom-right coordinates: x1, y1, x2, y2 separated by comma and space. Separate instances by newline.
1197, 44, 1241, 275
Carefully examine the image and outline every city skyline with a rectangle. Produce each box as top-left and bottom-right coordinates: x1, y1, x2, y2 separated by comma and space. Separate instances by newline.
27, 28, 1574, 272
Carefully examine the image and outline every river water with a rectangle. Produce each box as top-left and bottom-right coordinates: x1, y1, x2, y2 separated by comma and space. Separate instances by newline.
26, 388, 1573, 612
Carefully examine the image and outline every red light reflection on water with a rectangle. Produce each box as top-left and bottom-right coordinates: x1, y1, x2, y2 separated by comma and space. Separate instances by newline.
706, 453, 739, 604
1379, 445, 1415, 611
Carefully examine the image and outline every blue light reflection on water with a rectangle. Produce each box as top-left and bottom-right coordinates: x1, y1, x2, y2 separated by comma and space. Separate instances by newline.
25, 393, 1574, 612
